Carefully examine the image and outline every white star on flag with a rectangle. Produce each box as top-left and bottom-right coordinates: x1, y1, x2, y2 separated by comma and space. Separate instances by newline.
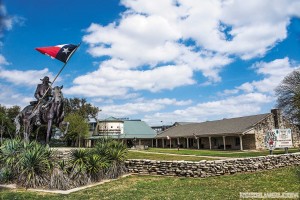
62, 48, 70, 54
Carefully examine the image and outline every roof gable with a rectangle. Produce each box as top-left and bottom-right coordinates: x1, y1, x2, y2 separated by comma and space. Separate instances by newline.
156, 113, 271, 138
123, 120, 156, 138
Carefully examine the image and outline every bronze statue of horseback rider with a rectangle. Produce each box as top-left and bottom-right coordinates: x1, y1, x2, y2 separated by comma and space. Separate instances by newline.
31, 76, 53, 125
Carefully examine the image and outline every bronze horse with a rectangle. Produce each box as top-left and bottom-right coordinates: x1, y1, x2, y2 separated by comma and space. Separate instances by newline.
15, 86, 69, 144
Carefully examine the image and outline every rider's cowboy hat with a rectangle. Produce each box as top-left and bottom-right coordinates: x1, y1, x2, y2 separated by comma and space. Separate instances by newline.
40, 76, 51, 83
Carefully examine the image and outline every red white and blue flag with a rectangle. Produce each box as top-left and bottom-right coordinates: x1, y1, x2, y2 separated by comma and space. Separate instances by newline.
35, 44, 78, 63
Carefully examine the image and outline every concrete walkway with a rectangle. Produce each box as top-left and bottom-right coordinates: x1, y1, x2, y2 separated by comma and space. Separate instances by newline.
129, 149, 235, 160
0, 174, 132, 194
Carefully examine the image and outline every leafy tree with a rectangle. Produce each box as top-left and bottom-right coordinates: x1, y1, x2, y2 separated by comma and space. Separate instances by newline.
0, 105, 21, 142
64, 98, 99, 121
64, 113, 89, 147
275, 70, 300, 124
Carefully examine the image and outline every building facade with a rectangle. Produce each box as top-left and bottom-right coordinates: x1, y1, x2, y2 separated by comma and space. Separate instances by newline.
155, 109, 300, 150
89, 117, 156, 148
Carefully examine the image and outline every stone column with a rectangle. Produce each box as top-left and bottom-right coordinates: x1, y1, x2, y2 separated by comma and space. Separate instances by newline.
209, 136, 212, 150
186, 138, 189, 148
177, 138, 180, 145
223, 136, 226, 150
156, 139, 158, 147
152, 139, 154, 147
197, 138, 200, 149
239, 135, 243, 151
170, 138, 172, 148
162, 138, 164, 148
139, 139, 141, 146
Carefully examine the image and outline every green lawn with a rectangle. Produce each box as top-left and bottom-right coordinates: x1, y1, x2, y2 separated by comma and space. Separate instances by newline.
127, 151, 216, 161
0, 166, 299, 200
146, 148, 300, 158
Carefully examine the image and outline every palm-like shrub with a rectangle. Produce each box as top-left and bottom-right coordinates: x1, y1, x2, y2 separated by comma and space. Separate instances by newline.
69, 148, 91, 186
0, 138, 128, 190
50, 161, 72, 190
94, 138, 128, 179
18, 141, 54, 188
0, 140, 55, 187
0, 138, 23, 182
105, 140, 128, 179
86, 154, 109, 182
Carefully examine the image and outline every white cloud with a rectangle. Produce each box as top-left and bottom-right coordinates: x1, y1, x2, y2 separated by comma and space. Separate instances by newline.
236, 57, 299, 94
144, 92, 272, 125
0, 83, 34, 108
0, 54, 8, 65
77, 0, 300, 98
65, 61, 195, 97
98, 98, 193, 117
0, 68, 55, 86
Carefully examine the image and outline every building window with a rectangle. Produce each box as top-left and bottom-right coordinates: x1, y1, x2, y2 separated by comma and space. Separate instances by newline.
235, 137, 240, 146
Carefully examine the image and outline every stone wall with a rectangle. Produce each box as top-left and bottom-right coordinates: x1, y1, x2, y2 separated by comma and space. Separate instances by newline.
125, 153, 300, 178
254, 115, 275, 150
253, 113, 300, 150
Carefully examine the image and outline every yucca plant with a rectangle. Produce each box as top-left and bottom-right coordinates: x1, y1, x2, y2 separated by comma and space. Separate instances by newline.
86, 154, 109, 182
0, 138, 23, 182
0, 167, 14, 183
104, 140, 128, 179
49, 160, 72, 190
69, 148, 91, 186
50, 166, 72, 190
17, 141, 54, 188
93, 137, 114, 156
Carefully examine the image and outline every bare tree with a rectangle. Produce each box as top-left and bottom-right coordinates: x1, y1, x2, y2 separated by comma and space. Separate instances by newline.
275, 70, 300, 124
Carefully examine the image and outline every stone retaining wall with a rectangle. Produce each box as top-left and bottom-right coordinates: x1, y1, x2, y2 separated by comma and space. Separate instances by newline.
125, 153, 300, 178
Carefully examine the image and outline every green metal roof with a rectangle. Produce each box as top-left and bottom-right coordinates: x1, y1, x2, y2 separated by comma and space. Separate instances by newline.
101, 116, 123, 122
89, 120, 156, 139
123, 120, 156, 138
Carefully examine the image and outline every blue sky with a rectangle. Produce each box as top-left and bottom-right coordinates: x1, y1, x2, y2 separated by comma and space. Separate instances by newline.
1, 0, 300, 125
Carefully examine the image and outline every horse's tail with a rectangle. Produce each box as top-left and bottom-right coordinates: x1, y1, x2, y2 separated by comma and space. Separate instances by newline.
14, 113, 22, 137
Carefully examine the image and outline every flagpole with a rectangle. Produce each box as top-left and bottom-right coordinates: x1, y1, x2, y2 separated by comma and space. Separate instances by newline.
32, 42, 81, 112
50, 42, 81, 87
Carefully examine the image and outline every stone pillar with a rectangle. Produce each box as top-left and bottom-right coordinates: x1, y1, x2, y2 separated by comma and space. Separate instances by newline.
170, 138, 172, 148
139, 139, 141, 146
197, 138, 200, 149
156, 139, 158, 147
239, 135, 243, 151
152, 139, 154, 147
186, 138, 189, 148
209, 136, 212, 150
177, 138, 180, 145
162, 139, 164, 148
223, 136, 226, 150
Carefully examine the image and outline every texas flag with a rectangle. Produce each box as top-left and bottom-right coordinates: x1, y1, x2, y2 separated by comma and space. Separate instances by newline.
35, 44, 78, 63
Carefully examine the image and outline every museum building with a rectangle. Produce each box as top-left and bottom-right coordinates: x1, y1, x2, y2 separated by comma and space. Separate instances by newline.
88, 117, 156, 147
155, 109, 300, 150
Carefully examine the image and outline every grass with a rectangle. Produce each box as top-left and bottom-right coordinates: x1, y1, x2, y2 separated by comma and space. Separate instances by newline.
146, 148, 300, 158
127, 151, 216, 161
0, 166, 299, 200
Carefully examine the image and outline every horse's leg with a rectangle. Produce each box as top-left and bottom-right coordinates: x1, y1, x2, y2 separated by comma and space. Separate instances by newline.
14, 113, 21, 137
59, 121, 70, 136
23, 118, 30, 143
46, 119, 53, 145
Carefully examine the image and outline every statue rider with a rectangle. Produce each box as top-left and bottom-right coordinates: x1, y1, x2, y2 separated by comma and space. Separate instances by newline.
31, 76, 53, 125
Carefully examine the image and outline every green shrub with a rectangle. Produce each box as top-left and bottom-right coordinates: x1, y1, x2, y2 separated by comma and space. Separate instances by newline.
0, 138, 128, 190
0, 167, 14, 183
18, 141, 54, 188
